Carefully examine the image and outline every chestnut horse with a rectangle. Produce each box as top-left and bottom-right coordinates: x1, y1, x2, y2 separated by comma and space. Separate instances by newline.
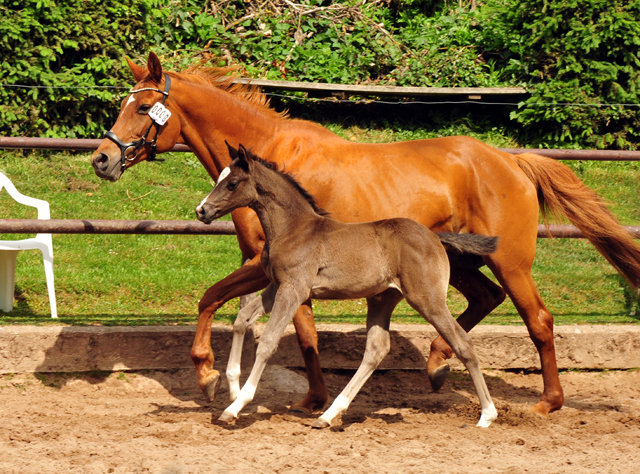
91, 52, 640, 417
195, 143, 498, 428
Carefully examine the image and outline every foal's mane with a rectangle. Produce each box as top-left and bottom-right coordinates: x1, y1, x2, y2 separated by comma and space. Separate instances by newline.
167, 60, 288, 120
248, 150, 330, 217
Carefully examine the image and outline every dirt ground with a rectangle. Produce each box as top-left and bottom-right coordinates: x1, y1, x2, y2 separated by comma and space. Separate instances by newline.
0, 366, 639, 474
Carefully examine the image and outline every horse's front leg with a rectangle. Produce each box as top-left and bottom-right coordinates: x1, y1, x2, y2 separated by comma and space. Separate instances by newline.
227, 283, 277, 401
219, 282, 307, 422
192, 258, 271, 402
289, 299, 329, 414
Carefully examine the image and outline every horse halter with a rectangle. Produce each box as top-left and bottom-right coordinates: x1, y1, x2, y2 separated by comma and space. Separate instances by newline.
103, 73, 172, 172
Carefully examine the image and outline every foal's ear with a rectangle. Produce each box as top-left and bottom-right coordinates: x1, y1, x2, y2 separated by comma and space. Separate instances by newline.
225, 140, 239, 160
147, 51, 163, 84
236, 144, 251, 172
126, 57, 147, 83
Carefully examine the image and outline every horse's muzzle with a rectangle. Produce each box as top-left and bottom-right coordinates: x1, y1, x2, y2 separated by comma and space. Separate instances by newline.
91, 152, 122, 182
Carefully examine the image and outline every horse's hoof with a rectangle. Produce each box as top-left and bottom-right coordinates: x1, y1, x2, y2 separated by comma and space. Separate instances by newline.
528, 402, 552, 419
311, 418, 330, 429
218, 411, 236, 423
428, 364, 450, 392
289, 395, 328, 414
202, 373, 222, 403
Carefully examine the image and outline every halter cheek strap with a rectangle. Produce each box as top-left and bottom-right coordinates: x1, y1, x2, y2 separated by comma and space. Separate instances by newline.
103, 73, 172, 172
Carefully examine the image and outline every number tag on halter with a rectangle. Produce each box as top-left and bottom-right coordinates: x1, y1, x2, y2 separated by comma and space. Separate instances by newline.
148, 102, 171, 126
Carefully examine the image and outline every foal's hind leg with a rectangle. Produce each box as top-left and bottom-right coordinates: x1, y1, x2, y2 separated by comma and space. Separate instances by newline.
314, 290, 403, 428
427, 263, 506, 391
404, 280, 496, 427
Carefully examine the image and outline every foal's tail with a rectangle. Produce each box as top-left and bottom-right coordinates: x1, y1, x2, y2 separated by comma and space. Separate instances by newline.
514, 152, 640, 290
437, 232, 498, 256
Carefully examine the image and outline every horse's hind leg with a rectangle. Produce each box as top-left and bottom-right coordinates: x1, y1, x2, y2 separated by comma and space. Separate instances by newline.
427, 263, 506, 391
487, 262, 564, 416
313, 289, 403, 428
405, 283, 496, 427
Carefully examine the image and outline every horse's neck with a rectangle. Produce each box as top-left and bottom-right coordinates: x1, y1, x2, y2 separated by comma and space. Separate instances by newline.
250, 169, 321, 244
173, 81, 280, 180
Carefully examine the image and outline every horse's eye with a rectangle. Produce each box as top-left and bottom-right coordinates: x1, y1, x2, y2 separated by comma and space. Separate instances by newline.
227, 181, 239, 191
137, 104, 152, 114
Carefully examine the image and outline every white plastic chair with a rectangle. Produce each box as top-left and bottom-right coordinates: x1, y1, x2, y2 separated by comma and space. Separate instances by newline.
0, 172, 57, 318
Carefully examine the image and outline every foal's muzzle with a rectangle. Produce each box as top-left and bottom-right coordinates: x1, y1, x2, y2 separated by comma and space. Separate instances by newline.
195, 203, 218, 224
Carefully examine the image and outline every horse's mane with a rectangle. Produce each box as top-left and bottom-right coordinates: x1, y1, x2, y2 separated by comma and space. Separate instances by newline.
167, 59, 288, 120
247, 150, 330, 217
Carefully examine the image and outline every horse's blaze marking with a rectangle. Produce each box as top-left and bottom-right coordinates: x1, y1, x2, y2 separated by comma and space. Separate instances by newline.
125, 95, 135, 109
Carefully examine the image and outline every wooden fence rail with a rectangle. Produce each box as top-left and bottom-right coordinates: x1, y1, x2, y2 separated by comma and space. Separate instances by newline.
0, 219, 639, 240
1, 137, 638, 239
1, 137, 640, 161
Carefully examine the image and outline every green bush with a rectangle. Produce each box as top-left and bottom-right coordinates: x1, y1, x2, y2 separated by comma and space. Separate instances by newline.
0, 0, 154, 138
476, 0, 640, 149
1, 0, 639, 149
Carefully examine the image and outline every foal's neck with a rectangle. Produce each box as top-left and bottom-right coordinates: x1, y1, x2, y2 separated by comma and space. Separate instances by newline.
250, 167, 323, 244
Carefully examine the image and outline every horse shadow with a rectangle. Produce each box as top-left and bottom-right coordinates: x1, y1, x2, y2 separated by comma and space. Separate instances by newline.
26, 323, 618, 428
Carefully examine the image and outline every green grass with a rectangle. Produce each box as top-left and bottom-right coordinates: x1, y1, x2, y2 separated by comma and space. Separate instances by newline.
0, 125, 639, 326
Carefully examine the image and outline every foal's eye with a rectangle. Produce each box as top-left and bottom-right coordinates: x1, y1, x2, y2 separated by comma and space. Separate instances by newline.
227, 181, 239, 191
137, 104, 152, 114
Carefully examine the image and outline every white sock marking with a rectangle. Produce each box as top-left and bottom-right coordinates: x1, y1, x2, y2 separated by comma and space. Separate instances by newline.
224, 381, 257, 418
476, 403, 498, 428
227, 365, 241, 401
318, 394, 351, 425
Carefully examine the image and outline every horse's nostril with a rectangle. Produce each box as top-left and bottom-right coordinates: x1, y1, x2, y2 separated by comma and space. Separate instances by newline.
96, 153, 109, 166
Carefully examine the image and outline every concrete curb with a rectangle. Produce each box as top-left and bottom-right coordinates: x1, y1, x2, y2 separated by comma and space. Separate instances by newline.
0, 324, 639, 374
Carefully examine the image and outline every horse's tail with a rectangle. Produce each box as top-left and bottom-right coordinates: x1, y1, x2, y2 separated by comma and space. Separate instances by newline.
513, 152, 640, 290
437, 232, 499, 256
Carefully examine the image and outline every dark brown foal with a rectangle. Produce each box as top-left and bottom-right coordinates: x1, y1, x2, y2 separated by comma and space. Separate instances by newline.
195, 144, 499, 428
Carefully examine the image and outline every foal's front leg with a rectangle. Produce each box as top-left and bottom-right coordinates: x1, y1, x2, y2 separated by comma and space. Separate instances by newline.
219, 282, 307, 422
314, 290, 401, 428
227, 283, 276, 401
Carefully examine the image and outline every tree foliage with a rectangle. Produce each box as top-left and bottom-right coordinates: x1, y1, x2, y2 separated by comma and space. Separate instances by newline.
0, 0, 154, 138
476, 0, 640, 148
1, 0, 638, 148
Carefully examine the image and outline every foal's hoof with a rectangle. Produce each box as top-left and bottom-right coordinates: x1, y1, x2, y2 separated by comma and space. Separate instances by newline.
202, 373, 222, 403
311, 418, 331, 429
428, 364, 451, 392
218, 411, 236, 423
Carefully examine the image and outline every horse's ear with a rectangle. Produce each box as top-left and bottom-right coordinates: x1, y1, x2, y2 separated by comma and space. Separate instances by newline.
147, 52, 163, 83
126, 56, 147, 82
225, 140, 238, 160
